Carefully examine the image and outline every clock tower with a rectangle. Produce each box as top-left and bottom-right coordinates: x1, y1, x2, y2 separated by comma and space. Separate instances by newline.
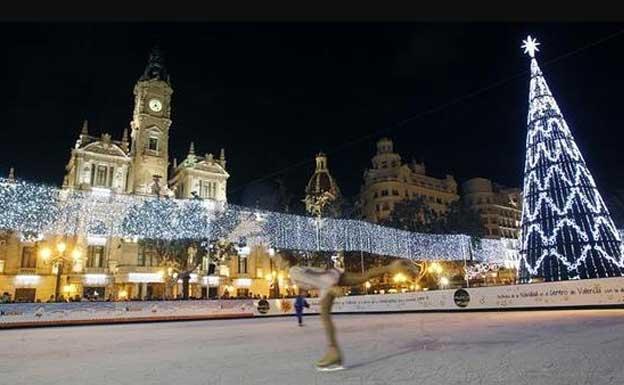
128, 46, 173, 195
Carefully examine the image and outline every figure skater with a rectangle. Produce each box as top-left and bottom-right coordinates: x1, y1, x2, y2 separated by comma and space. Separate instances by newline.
289, 255, 422, 371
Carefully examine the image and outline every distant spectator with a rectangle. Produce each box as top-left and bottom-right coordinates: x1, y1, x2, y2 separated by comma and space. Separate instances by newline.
1, 292, 11, 303
294, 294, 310, 326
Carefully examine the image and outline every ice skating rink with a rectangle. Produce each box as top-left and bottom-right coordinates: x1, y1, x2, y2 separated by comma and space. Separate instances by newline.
1, 309, 623, 385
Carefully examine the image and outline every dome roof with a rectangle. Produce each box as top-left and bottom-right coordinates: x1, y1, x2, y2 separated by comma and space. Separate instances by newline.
305, 152, 340, 198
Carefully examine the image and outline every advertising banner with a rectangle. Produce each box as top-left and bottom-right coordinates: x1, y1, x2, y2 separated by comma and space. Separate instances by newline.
2, 277, 623, 328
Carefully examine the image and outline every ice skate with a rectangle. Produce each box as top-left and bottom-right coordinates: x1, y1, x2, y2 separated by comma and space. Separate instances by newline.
315, 346, 344, 371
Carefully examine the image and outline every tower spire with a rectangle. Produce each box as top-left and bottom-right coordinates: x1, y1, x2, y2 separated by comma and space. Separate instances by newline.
81, 120, 88, 135
7, 167, 14, 182
315, 152, 327, 171
188, 141, 195, 156
139, 45, 169, 83
518, 36, 624, 282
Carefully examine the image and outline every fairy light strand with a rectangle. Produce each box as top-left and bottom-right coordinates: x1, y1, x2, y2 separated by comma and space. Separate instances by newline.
0, 177, 515, 264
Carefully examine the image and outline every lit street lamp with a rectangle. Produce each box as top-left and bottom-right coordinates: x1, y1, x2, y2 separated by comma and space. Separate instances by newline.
39, 241, 82, 301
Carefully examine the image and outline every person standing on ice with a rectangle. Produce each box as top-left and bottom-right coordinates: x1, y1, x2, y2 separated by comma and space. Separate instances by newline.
289, 253, 421, 371
294, 293, 309, 326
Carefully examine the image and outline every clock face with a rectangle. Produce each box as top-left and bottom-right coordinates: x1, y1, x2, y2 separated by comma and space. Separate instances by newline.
148, 99, 162, 112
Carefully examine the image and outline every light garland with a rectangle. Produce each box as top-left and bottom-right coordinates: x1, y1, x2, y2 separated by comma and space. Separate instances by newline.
518, 36, 624, 282
464, 262, 501, 280
0, 177, 517, 264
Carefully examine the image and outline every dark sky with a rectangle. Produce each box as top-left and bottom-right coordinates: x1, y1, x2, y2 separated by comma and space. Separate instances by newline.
1, 23, 624, 206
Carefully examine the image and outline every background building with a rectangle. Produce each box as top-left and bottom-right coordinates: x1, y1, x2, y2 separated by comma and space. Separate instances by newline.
461, 177, 522, 240
359, 137, 459, 223
462, 177, 522, 267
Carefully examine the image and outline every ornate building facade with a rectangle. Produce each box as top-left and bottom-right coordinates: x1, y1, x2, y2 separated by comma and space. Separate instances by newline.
461, 178, 522, 240
359, 138, 459, 223
462, 177, 522, 266
0, 47, 231, 302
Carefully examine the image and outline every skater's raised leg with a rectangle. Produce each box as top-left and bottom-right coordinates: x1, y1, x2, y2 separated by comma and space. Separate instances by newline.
338, 259, 421, 286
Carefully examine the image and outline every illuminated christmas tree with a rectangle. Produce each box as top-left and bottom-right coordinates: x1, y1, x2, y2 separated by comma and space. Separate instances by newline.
519, 36, 624, 282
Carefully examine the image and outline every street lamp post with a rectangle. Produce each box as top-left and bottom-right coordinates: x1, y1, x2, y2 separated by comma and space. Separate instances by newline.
39, 241, 82, 302
305, 191, 333, 267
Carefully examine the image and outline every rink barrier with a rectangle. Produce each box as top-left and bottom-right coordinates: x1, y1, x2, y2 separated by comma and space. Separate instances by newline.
1, 277, 624, 328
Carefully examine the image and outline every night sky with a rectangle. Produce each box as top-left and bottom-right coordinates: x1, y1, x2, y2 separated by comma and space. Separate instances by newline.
1, 23, 624, 206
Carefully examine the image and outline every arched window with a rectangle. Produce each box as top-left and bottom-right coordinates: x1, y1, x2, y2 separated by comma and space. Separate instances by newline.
148, 137, 159, 151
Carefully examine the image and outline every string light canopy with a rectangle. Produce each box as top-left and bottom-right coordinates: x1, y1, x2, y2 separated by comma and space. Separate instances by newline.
0, 177, 512, 264
518, 36, 624, 282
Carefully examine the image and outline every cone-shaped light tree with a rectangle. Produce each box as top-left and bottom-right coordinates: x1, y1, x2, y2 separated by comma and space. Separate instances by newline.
518, 36, 624, 282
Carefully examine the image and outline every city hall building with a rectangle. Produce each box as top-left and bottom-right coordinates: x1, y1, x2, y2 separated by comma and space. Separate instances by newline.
0, 48, 246, 302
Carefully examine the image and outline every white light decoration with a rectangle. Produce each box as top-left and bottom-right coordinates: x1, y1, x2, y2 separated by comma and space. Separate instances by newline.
518, 36, 624, 282
87, 235, 108, 246
14, 275, 40, 286
128, 272, 164, 283
233, 278, 252, 288
236, 245, 251, 256
0, 177, 540, 265
521, 35, 540, 58
90, 187, 111, 198
203, 275, 220, 287
465, 262, 501, 280
84, 274, 108, 285
177, 273, 199, 284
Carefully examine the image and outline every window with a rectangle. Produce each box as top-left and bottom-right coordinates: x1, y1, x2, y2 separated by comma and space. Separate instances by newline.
86, 245, 105, 268
392, 190, 399, 196
376, 204, 380, 212
382, 202, 390, 210
95, 165, 108, 186
138, 245, 154, 266
373, 191, 378, 198
148, 137, 159, 151
200, 180, 217, 199
21, 246, 37, 268
238, 256, 248, 274
381, 190, 389, 197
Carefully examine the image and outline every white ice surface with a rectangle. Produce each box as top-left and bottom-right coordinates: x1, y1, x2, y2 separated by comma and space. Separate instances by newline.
1, 309, 623, 385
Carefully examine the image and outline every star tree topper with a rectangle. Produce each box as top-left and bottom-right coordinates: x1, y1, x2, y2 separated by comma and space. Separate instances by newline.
521, 35, 540, 58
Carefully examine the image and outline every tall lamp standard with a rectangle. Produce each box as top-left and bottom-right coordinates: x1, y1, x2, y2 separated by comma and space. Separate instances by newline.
39, 241, 82, 301
304, 191, 334, 267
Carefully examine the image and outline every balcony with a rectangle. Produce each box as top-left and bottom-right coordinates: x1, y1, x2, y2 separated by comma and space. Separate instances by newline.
115, 265, 163, 274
